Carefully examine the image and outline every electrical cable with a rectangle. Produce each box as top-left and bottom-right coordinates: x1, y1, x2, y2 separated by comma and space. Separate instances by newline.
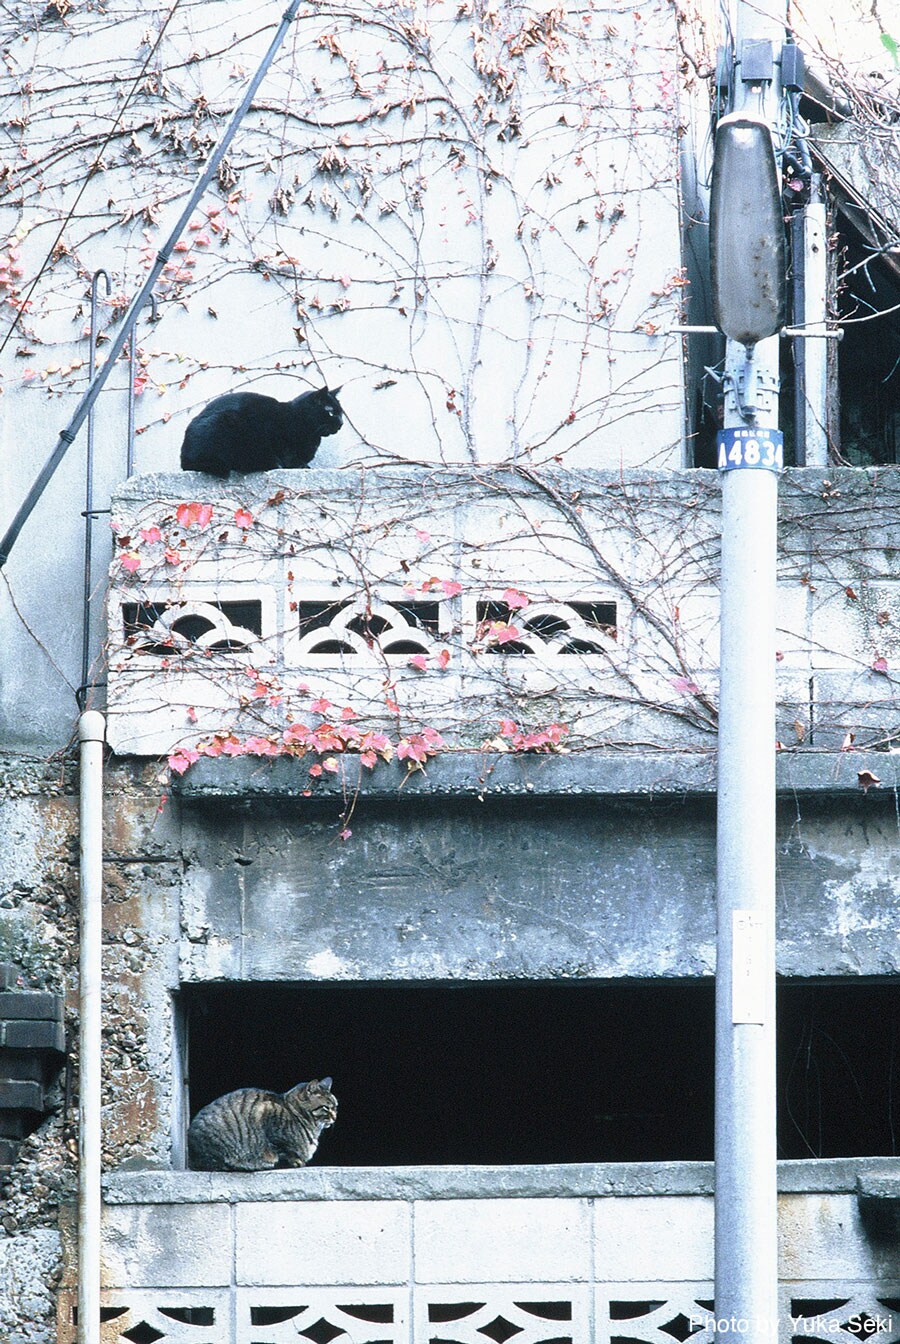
0, 0, 183, 362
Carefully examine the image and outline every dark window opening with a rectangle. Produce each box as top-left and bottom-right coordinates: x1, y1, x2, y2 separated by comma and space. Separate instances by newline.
474, 600, 616, 655
296, 600, 442, 648
123, 600, 262, 654
832, 217, 900, 465
182, 979, 900, 1167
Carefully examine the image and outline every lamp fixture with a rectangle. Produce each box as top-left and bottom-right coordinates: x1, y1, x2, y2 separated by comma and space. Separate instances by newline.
709, 112, 786, 348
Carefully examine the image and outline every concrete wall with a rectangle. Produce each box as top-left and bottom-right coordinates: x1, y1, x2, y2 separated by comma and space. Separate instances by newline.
0, 0, 686, 754
52, 1165, 900, 1344
104, 467, 900, 762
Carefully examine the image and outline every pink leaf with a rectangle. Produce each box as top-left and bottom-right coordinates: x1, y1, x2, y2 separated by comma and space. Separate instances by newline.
340, 706, 358, 721
164, 548, 180, 566
499, 719, 519, 737
139, 525, 162, 544
168, 748, 199, 775
415, 529, 431, 543
323, 756, 340, 773
440, 579, 463, 598
360, 749, 377, 768
310, 696, 332, 715
308, 763, 323, 778
437, 648, 451, 669
408, 654, 428, 671
121, 552, 141, 573
502, 587, 530, 610
234, 507, 253, 528
873, 656, 889, 675
339, 827, 352, 841
670, 675, 701, 695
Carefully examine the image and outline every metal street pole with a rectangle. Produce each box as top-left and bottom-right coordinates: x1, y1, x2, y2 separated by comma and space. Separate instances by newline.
715, 2, 787, 1340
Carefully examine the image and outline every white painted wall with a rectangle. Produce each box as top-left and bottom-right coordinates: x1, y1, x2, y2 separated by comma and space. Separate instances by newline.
0, 0, 686, 750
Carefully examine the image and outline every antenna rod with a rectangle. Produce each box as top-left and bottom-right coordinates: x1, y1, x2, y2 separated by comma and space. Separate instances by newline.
0, 0, 303, 569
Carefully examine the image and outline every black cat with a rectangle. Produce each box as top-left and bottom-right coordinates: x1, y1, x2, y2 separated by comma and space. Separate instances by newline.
180, 385, 343, 477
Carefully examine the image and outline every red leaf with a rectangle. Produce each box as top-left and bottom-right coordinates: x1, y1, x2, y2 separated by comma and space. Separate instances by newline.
670, 675, 701, 695
234, 507, 253, 528
168, 748, 199, 775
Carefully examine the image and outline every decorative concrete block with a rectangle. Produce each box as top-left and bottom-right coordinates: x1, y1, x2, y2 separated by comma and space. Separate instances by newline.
235, 1286, 408, 1344
778, 1193, 900, 1281
416, 1282, 592, 1343
594, 1197, 714, 1281
413, 1197, 591, 1284
101, 1204, 233, 1288
235, 1200, 410, 1286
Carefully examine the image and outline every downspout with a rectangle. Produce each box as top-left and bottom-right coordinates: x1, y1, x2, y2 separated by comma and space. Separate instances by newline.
78, 710, 105, 1344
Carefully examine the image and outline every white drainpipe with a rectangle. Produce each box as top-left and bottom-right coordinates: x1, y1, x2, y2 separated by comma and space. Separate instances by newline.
78, 710, 105, 1344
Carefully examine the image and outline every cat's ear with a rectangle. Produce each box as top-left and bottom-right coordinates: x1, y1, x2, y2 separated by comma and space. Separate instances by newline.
318, 1076, 333, 1090
328, 386, 342, 396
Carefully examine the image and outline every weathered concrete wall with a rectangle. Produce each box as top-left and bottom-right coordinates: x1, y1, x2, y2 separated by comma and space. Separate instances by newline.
177, 790, 900, 984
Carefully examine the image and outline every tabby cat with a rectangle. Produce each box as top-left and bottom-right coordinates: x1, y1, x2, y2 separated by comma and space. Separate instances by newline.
180, 385, 343, 477
187, 1077, 337, 1171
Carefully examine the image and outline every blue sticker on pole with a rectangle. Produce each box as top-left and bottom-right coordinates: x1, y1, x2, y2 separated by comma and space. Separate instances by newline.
716, 427, 784, 473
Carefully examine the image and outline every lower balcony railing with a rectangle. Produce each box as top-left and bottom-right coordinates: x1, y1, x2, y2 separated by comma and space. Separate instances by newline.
57, 1161, 900, 1344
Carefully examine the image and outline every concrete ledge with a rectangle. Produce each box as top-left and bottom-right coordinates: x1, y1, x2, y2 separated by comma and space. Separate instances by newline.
171, 749, 900, 801
103, 1158, 898, 1204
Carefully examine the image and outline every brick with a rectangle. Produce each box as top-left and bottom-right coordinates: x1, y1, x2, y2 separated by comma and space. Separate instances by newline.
101, 1204, 233, 1288
0, 964, 20, 992
236, 1200, 410, 1287
414, 1198, 591, 1284
0, 1053, 46, 1083
0, 1137, 19, 1166
0, 1111, 35, 1139
594, 1195, 713, 1280
0, 1079, 43, 1111
0, 1019, 66, 1052
0, 991, 63, 1022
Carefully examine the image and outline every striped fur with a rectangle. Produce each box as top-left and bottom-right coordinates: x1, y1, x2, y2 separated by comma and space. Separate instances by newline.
187, 1077, 337, 1171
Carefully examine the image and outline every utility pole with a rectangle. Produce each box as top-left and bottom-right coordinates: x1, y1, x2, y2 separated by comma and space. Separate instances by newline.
712, 1, 787, 1339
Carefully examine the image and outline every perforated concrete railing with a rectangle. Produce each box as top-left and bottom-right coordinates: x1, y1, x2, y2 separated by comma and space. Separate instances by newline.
57, 1177, 900, 1344
56, 1282, 900, 1344
105, 468, 900, 763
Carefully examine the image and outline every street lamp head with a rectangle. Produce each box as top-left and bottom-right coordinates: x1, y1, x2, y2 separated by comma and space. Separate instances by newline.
710, 112, 786, 348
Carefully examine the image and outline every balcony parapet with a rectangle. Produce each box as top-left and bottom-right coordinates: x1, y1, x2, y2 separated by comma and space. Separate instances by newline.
106, 467, 900, 788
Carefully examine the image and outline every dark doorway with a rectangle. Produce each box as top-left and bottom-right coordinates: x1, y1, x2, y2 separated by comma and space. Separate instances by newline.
183, 978, 899, 1166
